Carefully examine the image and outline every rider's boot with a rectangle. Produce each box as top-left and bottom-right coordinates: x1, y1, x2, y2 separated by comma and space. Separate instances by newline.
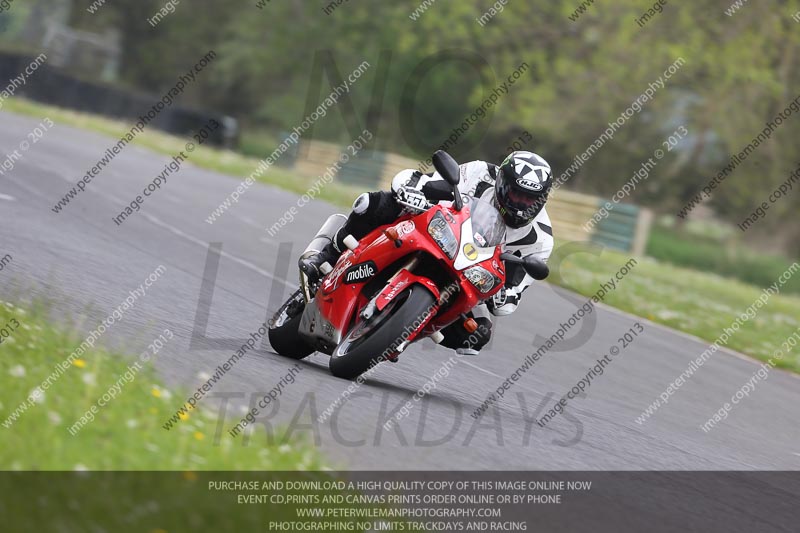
299, 235, 343, 283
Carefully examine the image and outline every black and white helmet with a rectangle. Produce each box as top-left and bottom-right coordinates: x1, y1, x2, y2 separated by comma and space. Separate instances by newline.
494, 151, 553, 228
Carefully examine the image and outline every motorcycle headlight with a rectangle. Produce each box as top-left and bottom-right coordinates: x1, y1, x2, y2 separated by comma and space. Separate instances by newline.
427, 212, 457, 259
464, 266, 498, 294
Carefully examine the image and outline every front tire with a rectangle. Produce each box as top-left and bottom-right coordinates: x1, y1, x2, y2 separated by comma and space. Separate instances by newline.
268, 290, 315, 359
329, 285, 435, 380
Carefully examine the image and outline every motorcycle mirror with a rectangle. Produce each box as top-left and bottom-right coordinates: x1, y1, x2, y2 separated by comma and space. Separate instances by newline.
432, 150, 460, 186
432, 150, 462, 210
523, 256, 550, 281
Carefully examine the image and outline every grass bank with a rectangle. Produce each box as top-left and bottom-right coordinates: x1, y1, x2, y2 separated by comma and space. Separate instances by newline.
0, 299, 325, 470
647, 223, 800, 295
555, 247, 800, 372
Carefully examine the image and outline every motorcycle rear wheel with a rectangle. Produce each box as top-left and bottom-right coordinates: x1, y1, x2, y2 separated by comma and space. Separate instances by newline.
329, 285, 435, 380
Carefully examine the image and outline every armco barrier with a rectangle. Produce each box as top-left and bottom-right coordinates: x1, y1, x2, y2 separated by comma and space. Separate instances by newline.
550, 190, 653, 256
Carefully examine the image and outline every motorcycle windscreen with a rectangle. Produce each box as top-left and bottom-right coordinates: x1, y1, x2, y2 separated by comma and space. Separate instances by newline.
465, 196, 506, 248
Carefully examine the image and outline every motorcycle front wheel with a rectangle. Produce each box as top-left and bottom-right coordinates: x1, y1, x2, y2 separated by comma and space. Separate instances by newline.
329, 285, 435, 380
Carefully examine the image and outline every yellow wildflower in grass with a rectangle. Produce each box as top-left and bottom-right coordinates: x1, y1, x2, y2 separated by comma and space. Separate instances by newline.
151, 387, 161, 398
178, 411, 189, 421
193, 432, 204, 441
72, 359, 86, 368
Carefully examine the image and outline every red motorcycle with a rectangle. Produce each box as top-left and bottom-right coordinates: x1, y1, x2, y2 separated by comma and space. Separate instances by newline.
268, 151, 548, 379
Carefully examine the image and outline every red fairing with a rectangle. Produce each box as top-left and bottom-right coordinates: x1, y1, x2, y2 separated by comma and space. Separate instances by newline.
315, 203, 507, 347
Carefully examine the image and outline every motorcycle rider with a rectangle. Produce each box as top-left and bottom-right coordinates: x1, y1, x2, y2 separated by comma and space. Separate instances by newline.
300, 151, 554, 356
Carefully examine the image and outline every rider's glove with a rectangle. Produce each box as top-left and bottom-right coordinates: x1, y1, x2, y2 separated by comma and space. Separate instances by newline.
396, 185, 432, 213
421, 180, 455, 202
487, 286, 520, 316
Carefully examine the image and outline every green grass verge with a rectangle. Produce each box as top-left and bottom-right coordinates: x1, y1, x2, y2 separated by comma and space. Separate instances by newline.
6, 97, 800, 373
0, 303, 422, 531
0, 299, 326, 470
647, 224, 800, 295
0, 470, 422, 532
555, 246, 800, 372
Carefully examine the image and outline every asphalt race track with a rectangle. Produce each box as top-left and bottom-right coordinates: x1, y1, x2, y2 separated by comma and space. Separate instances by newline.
2, 111, 798, 470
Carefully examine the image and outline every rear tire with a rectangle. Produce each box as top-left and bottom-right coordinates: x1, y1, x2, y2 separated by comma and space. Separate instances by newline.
268, 290, 315, 360
329, 285, 435, 380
